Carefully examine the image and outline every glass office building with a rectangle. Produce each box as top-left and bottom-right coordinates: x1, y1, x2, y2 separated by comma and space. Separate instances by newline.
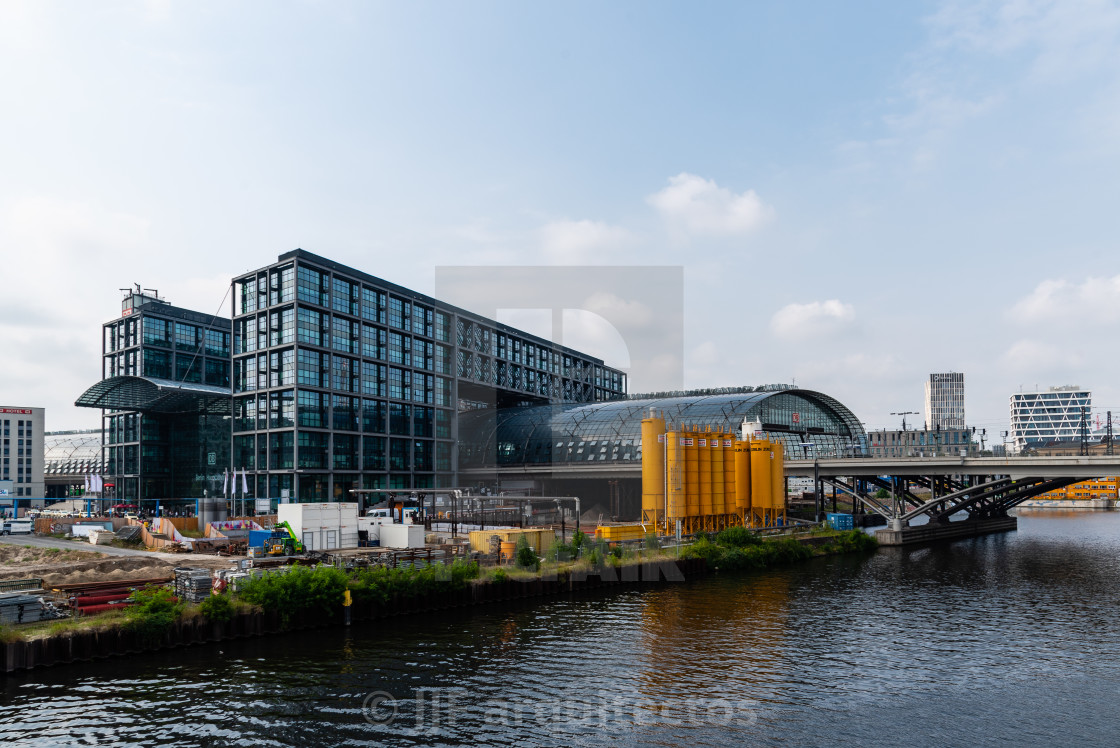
231, 249, 627, 502
76, 290, 232, 502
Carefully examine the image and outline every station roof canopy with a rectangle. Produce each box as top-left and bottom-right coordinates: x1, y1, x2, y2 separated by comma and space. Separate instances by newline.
457, 385, 867, 468
75, 376, 231, 415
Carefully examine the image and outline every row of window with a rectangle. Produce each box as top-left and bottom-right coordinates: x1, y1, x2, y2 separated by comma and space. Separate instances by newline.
105, 316, 230, 357
230, 432, 452, 472
234, 352, 451, 405
233, 394, 451, 437
237, 265, 448, 342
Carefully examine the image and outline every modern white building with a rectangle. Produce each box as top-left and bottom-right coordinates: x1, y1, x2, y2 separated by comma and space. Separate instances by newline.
1009, 386, 1091, 454
1, 406, 45, 502
925, 372, 965, 430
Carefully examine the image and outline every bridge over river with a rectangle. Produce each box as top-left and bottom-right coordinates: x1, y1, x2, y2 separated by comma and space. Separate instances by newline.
784, 455, 1120, 545
464, 455, 1120, 546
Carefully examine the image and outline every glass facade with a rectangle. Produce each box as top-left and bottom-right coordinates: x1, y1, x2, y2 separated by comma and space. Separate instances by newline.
100, 292, 232, 502
457, 387, 867, 468
232, 250, 627, 503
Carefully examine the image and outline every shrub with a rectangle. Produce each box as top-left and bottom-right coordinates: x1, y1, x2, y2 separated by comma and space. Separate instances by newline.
644, 534, 660, 552
199, 592, 234, 624
236, 565, 349, 627
491, 568, 509, 583
515, 535, 540, 572
124, 585, 183, 645
716, 526, 761, 548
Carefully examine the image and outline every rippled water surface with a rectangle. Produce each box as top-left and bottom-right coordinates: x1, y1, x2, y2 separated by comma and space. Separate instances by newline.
5, 512, 1120, 747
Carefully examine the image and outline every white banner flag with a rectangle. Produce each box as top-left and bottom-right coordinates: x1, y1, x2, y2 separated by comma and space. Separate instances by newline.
241, 468, 249, 496
222, 468, 229, 495
93, 475, 102, 493
84, 475, 91, 493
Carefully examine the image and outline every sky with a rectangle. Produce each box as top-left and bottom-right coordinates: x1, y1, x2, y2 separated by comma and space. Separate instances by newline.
3, 0, 1120, 445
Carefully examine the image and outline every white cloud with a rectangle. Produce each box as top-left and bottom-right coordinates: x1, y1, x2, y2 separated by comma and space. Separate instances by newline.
770, 300, 856, 340
1002, 338, 1083, 370
538, 219, 632, 263
646, 173, 773, 236
928, 0, 1120, 82
1009, 274, 1120, 323
580, 292, 655, 329
561, 309, 631, 369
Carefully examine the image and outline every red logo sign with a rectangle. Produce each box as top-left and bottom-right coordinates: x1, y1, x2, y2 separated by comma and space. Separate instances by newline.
0, 408, 33, 415
792, 412, 800, 424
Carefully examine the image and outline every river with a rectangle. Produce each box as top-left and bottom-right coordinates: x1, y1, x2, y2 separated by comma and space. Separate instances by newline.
3, 511, 1120, 747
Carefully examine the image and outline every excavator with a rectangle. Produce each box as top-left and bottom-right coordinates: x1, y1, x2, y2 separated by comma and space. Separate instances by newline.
266, 521, 305, 556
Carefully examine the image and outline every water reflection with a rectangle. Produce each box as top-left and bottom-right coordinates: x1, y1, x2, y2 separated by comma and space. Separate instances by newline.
5, 515, 1120, 746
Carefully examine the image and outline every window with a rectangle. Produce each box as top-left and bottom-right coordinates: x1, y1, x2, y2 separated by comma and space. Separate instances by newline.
388, 367, 410, 401
389, 403, 411, 435
297, 266, 328, 307
332, 277, 356, 316
362, 399, 386, 432
413, 407, 433, 437
362, 324, 385, 360
389, 438, 410, 470
176, 354, 202, 383
388, 332, 411, 365
205, 358, 230, 387
205, 329, 230, 357
363, 436, 386, 471
297, 390, 327, 428
413, 440, 432, 471
434, 311, 449, 343
332, 355, 357, 392
333, 394, 358, 431
332, 316, 355, 353
361, 361, 386, 397
270, 265, 295, 306
361, 287, 386, 324
238, 277, 259, 314
388, 297, 411, 330
142, 349, 171, 379
298, 431, 328, 469
296, 307, 320, 346
270, 390, 295, 428
269, 348, 294, 387
269, 431, 294, 470
142, 317, 170, 347
333, 434, 358, 470
297, 349, 325, 388
174, 322, 199, 352
270, 307, 295, 346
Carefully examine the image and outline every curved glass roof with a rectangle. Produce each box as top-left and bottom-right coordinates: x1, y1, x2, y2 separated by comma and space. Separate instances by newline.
44, 431, 106, 476
75, 376, 230, 414
459, 387, 867, 467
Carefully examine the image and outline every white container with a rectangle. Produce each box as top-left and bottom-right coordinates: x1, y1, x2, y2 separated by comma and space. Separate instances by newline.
379, 524, 425, 549
278, 502, 362, 550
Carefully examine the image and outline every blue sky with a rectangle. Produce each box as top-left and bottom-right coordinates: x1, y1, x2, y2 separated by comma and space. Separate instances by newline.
3, 0, 1120, 443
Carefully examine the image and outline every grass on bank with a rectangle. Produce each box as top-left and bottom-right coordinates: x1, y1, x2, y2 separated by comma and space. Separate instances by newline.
0, 526, 876, 644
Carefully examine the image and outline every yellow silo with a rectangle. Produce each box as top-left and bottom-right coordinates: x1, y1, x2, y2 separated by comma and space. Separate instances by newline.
640, 414, 666, 525
770, 440, 786, 523
734, 439, 751, 514
698, 429, 713, 518
665, 428, 685, 520
723, 435, 738, 514
750, 438, 774, 519
684, 427, 700, 518
711, 429, 725, 517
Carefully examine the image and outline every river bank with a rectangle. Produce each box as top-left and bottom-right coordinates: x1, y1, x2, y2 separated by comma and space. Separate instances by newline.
0, 528, 875, 674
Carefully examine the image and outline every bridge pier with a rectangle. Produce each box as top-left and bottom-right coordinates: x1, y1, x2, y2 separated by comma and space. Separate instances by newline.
876, 515, 1017, 546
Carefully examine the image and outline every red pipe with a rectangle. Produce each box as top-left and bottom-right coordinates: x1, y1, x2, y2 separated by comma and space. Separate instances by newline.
76, 602, 135, 616
73, 593, 134, 606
